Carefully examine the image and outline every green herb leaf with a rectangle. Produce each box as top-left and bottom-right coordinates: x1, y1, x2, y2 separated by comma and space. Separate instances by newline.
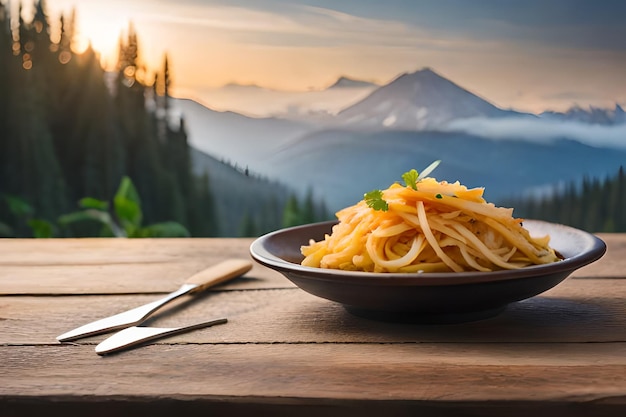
435, 194, 443, 199
402, 169, 419, 190
364, 189, 388, 211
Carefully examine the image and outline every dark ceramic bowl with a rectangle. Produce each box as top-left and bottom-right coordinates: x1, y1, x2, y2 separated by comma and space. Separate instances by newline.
250, 220, 606, 323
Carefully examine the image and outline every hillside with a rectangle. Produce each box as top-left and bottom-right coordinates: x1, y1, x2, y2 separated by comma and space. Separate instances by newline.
190, 148, 306, 236
171, 98, 313, 173
263, 129, 626, 212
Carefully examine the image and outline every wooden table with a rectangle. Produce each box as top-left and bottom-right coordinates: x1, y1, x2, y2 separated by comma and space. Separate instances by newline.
1, 236, 625, 417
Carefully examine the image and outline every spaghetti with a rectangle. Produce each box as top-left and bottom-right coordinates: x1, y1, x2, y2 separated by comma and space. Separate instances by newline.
301, 174, 560, 273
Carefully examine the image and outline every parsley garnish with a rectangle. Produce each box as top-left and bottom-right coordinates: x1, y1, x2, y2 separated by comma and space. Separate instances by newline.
402, 160, 442, 190
435, 194, 443, 199
364, 161, 442, 211
364, 189, 388, 211
402, 169, 419, 190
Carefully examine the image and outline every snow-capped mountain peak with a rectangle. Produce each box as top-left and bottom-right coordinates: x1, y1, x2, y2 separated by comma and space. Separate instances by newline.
335, 67, 524, 130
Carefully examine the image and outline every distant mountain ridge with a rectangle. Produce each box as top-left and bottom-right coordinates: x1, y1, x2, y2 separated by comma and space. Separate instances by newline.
326, 76, 379, 89
264, 129, 626, 212
182, 68, 622, 129
540, 103, 626, 125
170, 98, 312, 172
220, 82, 269, 91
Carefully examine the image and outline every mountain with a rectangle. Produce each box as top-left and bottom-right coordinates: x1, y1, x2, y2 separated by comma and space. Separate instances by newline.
263, 129, 626, 212
334, 68, 530, 130
176, 67, 626, 217
326, 76, 379, 89
178, 83, 375, 119
171, 98, 313, 173
540, 104, 626, 125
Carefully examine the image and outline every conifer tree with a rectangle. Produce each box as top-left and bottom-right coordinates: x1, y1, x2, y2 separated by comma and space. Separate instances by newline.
282, 194, 301, 228
238, 212, 257, 237
511, 166, 626, 233
7, 0, 67, 226
74, 45, 126, 199
0, 1, 13, 184
0, 0, 16, 227
114, 23, 164, 224
190, 171, 219, 236
301, 187, 316, 224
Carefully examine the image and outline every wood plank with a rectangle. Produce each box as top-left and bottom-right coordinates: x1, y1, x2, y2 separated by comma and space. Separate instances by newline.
0, 233, 622, 295
2, 278, 625, 345
1, 235, 624, 417
1, 344, 625, 402
0, 263, 290, 294
574, 233, 626, 278
0, 238, 256, 263
0, 238, 294, 294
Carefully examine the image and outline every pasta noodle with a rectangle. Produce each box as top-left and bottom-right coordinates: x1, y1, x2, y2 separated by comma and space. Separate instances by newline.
301, 175, 560, 273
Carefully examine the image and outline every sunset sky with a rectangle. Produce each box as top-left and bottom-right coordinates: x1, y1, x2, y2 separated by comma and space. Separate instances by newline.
16, 0, 626, 113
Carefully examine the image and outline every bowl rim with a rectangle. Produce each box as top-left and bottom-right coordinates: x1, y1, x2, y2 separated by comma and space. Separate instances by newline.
249, 219, 607, 287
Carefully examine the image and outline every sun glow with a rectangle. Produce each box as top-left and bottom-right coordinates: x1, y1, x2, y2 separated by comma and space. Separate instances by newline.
41, 0, 133, 70
71, 19, 124, 69
36, 0, 625, 113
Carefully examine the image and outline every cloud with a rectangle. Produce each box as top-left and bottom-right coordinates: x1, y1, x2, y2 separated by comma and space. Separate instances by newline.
445, 117, 626, 149
134, 1, 479, 51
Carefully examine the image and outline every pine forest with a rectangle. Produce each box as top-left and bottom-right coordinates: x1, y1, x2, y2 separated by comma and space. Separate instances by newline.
0, 1, 327, 238
510, 166, 626, 234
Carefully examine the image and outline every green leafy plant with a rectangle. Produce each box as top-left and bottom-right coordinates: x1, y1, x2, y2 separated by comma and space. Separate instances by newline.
0, 194, 55, 238
59, 176, 190, 238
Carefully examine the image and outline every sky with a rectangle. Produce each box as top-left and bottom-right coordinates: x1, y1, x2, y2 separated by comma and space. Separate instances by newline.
13, 0, 626, 113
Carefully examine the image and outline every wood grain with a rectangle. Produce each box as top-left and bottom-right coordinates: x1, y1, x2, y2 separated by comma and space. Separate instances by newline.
1, 344, 625, 401
578, 233, 626, 278
0, 234, 622, 295
2, 278, 625, 345
0, 238, 293, 294
0, 236, 624, 417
